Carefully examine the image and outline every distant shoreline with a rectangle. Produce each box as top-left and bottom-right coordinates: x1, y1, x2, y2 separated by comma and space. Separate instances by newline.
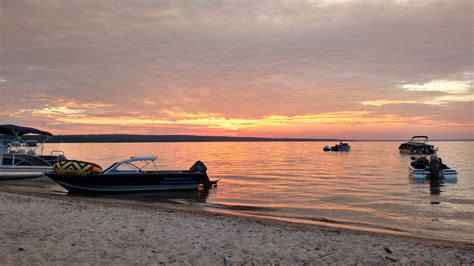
19, 134, 474, 143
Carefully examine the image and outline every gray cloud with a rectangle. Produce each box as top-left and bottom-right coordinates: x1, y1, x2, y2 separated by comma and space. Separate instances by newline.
1, 0, 472, 136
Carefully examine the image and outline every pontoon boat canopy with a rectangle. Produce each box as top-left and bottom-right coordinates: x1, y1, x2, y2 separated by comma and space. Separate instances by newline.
0, 124, 52, 136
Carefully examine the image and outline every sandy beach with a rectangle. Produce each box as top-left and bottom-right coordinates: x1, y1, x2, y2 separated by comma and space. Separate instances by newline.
0, 191, 473, 265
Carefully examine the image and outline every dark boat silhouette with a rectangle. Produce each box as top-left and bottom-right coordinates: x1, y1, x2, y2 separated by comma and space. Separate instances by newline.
399, 136, 436, 155
323, 141, 350, 152
45, 156, 218, 193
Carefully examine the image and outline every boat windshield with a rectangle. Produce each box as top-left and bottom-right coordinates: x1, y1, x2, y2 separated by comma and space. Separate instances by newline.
103, 158, 159, 174
409, 136, 428, 143
114, 163, 141, 172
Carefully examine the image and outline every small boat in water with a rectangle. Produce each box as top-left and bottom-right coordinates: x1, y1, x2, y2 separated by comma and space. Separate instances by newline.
323, 145, 331, 151
0, 124, 66, 180
323, 141, 350, 152
399, 136, 436, 155
45, 156, 218, 193
408, 155, 457, 181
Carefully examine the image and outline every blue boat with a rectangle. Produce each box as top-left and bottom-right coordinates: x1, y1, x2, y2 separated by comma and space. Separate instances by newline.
408, 155, 457, 181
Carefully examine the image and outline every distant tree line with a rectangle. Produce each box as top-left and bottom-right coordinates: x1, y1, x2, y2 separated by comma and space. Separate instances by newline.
19, 134, 339, 143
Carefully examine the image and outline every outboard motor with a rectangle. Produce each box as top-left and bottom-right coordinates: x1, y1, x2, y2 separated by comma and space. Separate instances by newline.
189, 161, 215, 188
429, 154, 441, 178
189, 161, 207, 173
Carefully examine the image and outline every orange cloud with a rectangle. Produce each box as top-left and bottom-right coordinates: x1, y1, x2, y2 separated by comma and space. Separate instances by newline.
45, 110, 435, 131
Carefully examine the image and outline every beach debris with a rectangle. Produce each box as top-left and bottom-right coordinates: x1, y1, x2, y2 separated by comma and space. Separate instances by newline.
39, 234, 51, 241
18, 247, 24, 251
384, 247, 392, 254
386, 256, 399, 262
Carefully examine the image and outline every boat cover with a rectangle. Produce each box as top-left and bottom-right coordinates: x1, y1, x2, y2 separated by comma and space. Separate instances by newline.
0, 124, 52, 136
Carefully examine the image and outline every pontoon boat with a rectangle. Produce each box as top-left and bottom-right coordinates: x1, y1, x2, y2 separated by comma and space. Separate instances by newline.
0, 124, 66, 179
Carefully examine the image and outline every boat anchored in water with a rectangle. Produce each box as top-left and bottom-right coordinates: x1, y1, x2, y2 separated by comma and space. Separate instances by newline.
323, 141, 351, 152
408, 155, 457, 181
0, 124, 66, 180
399, 136, 437, 155
45, 156, 218, 193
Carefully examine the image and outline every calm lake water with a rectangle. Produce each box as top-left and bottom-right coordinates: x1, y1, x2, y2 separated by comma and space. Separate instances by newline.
16, 141, 474, 242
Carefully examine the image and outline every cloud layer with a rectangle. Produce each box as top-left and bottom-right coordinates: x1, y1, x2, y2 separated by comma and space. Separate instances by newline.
1, 0, 473, 138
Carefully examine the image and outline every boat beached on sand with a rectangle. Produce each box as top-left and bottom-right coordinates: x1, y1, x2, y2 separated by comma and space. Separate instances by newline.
45, 156, 218, 193
399, 136, 437, 155
0, 124, 66, 180
408, 155, 457, 181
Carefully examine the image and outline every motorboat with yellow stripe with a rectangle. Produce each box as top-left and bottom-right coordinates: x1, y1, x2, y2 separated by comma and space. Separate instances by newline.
45, 156, 218, 193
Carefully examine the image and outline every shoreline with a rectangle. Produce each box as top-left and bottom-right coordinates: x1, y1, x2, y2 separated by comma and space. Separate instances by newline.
1, 190, 473, 264
2, 185, 474, 247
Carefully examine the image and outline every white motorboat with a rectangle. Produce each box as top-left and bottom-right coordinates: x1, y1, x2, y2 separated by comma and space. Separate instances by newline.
408, 155, 457, 181
0, 124, 66, 180
323, 141, 350, 152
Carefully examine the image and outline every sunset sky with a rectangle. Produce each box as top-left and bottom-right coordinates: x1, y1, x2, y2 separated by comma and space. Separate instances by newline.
1, 0, 473, 139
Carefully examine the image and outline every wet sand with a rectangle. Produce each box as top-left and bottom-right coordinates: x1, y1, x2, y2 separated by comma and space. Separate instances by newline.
0, 190, 473, 265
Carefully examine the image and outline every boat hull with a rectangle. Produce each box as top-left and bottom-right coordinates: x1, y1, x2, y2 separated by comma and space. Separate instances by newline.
407, 163, 457, 181
0, 166, 51, 180
399, 148, 435, 155
399, 143, 436, 155
45, 171, 211, 193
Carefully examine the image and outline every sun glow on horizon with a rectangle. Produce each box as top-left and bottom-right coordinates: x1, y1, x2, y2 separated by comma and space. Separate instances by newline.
33, 106, 468, 133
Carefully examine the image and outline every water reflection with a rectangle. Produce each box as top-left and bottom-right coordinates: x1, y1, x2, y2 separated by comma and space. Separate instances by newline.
76, 189, 212, 203
409, 173, 457, 195
2, 141, 472, 243
0, 176, 212, 203
429, 177, 442, 195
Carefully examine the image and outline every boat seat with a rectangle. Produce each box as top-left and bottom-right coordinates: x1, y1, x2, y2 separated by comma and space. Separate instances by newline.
412, 163, 427, 169
412, 157, 429, 169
